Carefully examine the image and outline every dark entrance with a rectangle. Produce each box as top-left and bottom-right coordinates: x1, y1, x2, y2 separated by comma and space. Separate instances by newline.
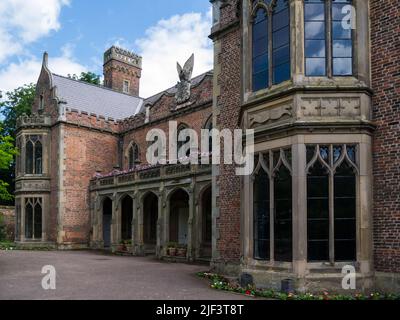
169, 189, 189, 245
103, 198, 112, 248
143, 192, 158, 252
121, 195, 133, 241
201, 186, 212, 258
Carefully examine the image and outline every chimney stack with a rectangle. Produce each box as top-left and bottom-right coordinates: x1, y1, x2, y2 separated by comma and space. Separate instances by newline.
103, 46, 142, 96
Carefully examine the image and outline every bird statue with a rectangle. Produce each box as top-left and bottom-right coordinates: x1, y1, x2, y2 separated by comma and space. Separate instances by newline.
175, 54, 194, 104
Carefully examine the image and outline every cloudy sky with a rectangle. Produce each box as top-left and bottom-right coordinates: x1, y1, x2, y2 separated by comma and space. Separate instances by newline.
0, 0, 213, 98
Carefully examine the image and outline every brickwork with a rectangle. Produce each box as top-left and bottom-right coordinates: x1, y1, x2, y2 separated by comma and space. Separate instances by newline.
61, 124, 119, 243
212, 0, 242, 264
371, 0, 400, 273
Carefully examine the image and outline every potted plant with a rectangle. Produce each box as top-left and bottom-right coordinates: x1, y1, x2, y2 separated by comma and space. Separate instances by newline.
117, 240, 127, 252
167, 242, 177, 256
125, 240, 133, 253
177, 244, 187, 257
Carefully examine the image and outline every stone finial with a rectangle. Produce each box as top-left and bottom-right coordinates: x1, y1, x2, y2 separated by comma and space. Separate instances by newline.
43, 52, 49, 68
175, 54, 194, 104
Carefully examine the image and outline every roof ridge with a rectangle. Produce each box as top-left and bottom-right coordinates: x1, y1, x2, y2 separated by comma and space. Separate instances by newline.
51, 73, 145, 100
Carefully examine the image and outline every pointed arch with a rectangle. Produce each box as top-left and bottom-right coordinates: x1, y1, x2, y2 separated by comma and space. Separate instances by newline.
127, 141, 140, 169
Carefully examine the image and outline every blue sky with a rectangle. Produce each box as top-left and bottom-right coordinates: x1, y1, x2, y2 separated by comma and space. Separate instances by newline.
0, 0, 212, 98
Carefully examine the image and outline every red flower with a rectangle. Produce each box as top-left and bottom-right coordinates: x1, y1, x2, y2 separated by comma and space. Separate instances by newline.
245, 290, 252, 296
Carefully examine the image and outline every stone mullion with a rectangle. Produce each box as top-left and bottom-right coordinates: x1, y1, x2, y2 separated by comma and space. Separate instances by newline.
269, 151, 275, 262
292, 142, 307, 276
329, 145, 335, 264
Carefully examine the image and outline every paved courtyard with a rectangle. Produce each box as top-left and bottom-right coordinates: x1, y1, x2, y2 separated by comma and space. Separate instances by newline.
0, 250, 251, 300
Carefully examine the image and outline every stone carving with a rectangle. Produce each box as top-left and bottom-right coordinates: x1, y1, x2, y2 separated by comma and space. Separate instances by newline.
16, 180, 50, 192
175, 54, 194, 104
300, 97, 361, 118
249, 103, 292, 128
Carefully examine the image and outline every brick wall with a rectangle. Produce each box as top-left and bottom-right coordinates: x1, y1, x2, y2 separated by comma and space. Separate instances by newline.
120, 75, 212, 170
214, 0, 242, 263
104, 59, 141, 96
371, 0, 400, 273
60, 115, 119, 244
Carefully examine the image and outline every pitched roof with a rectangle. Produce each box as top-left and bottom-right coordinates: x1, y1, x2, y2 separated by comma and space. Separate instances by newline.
52, 74, 144, 120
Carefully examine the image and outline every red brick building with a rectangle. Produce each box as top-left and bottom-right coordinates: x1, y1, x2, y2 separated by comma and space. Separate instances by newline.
15, 0, 399, 293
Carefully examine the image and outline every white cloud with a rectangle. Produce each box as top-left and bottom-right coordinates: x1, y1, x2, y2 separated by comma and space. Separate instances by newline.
136, 10, 213, 98
0, 0, 70, 62
0, 48, 87, 94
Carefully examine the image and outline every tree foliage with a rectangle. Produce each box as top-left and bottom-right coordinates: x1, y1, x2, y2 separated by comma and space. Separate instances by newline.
0, 124, 17, 201
68, 72, 101, 85
0, 84, 35, 137
0, 84, 35, 204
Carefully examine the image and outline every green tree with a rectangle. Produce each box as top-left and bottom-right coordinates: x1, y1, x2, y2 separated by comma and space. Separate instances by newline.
0, 124, 17, 201
0, 84, 35, 137
0, 84, 35, 205
68, 71, 101, 85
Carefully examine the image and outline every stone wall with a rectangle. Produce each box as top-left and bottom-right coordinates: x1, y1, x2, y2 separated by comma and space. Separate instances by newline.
0, 206, 15, 241
371, 0, 400, 275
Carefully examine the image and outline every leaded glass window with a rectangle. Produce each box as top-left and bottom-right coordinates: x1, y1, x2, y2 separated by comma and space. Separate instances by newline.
25, 135, 43, 175
128, 143, 140, 169
25, 198, 43, 240
306, 144, 357, 262
253, 149, 292, 262
252, 0, 291, 91
304, 0, 354, 77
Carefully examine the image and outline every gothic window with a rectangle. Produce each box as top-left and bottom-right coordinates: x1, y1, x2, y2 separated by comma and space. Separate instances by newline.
304, 0, 354, 76
128, 143, 140, 169
16, 137, 21, 176
204, 116, 213, 154
39, 94, 44, 110
25, 198, 42, 240
252, 0, 291, 91
25, 135, 43, 175
306, 145, 357, 262
254, 155, 270, 260
177, 124, 191, 158
253, 148, 292, 262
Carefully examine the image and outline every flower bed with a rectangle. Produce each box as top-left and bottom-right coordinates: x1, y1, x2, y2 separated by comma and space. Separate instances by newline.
197, 272, 400, 301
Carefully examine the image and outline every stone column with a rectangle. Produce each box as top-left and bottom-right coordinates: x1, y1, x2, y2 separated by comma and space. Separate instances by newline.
242, 174, 253, 263
131, 192, 138, 255
358, 137, 374, 277
292, 141, 307, 282
20, 197, 25, 242
137, 194, 145, 256
187, 188, 195, 261
111, 194, 118, 248
156, 191, 163, 257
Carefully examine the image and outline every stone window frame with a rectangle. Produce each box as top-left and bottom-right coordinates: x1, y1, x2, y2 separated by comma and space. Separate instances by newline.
24, 197, 43, 241
123, 79, 130, 94
252, 147, 293, 263
126, 142, 140, 170
304, 0, 356, 77
306, 143, 359, 263
24, 135, 43, 176
250, 0, 292, 91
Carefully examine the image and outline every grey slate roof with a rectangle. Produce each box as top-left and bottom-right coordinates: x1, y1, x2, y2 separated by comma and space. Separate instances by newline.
52, 74, 144, 120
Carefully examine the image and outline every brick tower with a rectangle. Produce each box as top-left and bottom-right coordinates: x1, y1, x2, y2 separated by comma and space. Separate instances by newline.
103, 46, 142, 96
